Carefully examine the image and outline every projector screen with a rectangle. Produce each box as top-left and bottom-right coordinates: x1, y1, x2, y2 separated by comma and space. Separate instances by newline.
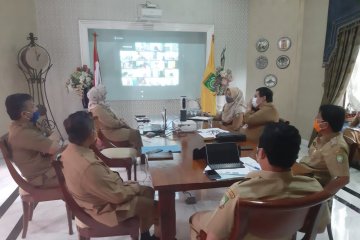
87, 28, 208, 100
120, 42, 179, 87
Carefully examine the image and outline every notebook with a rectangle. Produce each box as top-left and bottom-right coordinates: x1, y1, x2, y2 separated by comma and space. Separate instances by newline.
205, 142, 244, 169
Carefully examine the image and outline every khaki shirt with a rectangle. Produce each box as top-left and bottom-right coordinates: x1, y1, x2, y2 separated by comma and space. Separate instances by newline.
202, 171, 327, 240
61, 143, 141, 227
242, 103, 279, 143
90, 104, 131, 141
299, 132, 349, 186
8, 121, 57, 186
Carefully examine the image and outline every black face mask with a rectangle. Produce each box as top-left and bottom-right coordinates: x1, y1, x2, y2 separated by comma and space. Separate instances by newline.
225, 96, 234, 103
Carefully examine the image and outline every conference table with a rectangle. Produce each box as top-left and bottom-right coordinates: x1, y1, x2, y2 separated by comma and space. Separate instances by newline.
145, 132, 257, 239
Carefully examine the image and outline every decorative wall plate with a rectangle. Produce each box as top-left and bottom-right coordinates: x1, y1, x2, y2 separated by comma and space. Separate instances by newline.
256, 55, 268, 69
276, 55, 290, 69
264, 74, 277, 88
278, 37, 291, 51
256, 38, 269, 52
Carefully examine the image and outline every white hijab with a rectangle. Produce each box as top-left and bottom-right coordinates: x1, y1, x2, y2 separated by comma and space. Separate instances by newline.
221, 87, 246, 123
87, 84, 109, 110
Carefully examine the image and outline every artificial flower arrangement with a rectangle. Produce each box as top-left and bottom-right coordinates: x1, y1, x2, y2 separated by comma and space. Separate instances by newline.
214, 67, 233, 96
66, 65, 94, 96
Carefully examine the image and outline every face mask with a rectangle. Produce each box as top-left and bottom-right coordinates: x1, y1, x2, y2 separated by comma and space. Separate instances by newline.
313, 120, 325, 133
252, 97, 258, 108
27, 111, 40, 124
225, 96, 234, 103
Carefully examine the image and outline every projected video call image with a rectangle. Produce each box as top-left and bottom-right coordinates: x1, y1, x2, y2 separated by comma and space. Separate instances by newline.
120, 42, 179, 86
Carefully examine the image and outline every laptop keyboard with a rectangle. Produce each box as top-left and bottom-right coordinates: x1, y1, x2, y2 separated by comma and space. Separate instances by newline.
210, 163, 244, 169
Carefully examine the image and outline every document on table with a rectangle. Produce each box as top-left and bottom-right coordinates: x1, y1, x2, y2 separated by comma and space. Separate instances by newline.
141, 145, 181, 154
197, 128, 229, 140
203, 157, 261, 180
188, 116, 212, 121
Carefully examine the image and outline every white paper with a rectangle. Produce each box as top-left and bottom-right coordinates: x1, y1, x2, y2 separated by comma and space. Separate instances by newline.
197, 128, 229, 139
240, 157, 261, 170
188, 116, 212, 121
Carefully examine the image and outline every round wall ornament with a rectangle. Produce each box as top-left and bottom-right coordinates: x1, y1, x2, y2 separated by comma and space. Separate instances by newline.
278, 37, 291, 51
256, 38, 269, 52
264, 74, 277, 88
256, 55, 268, 69
276, 55, 290, 69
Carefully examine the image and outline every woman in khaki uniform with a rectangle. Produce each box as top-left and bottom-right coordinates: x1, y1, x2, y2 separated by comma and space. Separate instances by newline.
61, 111, 159, 240
190, 122, 328, 239
241, 87, 279, 143
213, 87, 246, 131
87, 85, 143, 156
5, 93, 61, 188
298, 105, 349, 186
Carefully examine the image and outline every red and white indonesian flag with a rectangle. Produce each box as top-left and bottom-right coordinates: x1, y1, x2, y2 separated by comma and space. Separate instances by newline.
93, 32, 102, 86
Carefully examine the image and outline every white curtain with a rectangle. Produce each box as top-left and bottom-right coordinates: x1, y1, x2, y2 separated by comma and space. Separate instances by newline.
345, 48, 360, 111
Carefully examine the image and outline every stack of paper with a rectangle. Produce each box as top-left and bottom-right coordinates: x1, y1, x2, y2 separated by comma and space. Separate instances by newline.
197, 128, 229, 140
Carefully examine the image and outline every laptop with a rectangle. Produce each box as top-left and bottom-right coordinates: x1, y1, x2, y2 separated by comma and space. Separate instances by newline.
205, 142, 244, 169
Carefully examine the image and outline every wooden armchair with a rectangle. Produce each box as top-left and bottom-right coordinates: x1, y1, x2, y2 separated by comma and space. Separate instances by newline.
52, 158, 140, 240
0, 134, 73, 238
90, 144, 137, 181
199, 176, 348, 240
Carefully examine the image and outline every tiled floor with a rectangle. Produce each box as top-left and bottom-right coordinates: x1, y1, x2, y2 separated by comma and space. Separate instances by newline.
0, 143, 359, 240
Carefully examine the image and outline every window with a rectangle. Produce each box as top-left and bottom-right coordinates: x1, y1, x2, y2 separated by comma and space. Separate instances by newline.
344, 48, 360, 112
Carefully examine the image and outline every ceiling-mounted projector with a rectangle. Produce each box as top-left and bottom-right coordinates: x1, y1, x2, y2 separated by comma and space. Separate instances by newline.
138, 7, 162, 21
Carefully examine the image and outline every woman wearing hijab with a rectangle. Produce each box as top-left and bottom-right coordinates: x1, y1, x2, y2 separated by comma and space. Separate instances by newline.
87, 85, 143, 156
216, 87, 246, 131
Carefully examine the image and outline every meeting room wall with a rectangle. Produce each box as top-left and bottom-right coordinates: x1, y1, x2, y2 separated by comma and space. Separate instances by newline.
247, 0, 328, 140
32, 0, 248, 136
0, 0, 37, 135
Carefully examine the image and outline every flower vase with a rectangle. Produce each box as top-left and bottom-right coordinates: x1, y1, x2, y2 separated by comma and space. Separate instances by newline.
82, 88, 89, 109
216, 95, 226, 113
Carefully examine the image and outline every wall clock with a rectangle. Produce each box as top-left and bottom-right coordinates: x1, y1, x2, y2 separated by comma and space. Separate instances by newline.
20, 45, 50, 72
264, 74, 277, 88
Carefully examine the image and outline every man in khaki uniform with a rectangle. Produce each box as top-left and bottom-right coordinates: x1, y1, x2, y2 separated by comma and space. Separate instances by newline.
343, 112, 360, 167
61, 111, 159, 240
5, 93, 61, 188
190, 122, 328, 240
298, 105, 349, 186
241, 87, 279, 143
87, 85, 143, 156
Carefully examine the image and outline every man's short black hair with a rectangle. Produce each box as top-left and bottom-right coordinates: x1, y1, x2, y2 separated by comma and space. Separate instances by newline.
256, 87, 273, 102
63, 111, 94, 145
5, 93, 32, 120
319, 104, 345, 132
258, 122, 301, 169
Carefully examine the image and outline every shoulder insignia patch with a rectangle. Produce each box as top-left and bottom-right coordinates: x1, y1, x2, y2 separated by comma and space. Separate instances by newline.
219, 195, 229, 209
336, 154, 344, 163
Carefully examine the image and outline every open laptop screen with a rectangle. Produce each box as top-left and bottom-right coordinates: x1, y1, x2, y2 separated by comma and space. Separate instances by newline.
205, 142, 241, 165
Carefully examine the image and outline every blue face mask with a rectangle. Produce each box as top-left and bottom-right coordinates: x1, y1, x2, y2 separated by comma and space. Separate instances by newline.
30, 111, 40, 124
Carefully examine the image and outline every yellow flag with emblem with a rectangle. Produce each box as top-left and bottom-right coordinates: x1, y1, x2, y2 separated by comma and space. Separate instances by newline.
200, 35, 216, 116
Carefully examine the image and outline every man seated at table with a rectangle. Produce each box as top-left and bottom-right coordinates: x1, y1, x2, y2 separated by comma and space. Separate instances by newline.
343, 111, 360, 167
61, 111, 159, 240
189, 122, 327, 240
241, 87, 279, 143
5, 93, 62, 188
297, 104, 349, 186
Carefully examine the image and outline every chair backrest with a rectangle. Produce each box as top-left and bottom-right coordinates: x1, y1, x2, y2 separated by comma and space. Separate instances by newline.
0, 133, 42, 194
52, 157, 117, 231
228, 176, 349, 240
